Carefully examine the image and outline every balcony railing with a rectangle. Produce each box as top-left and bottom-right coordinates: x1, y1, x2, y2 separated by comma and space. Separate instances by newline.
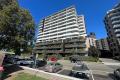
113, 24, 120, 29
65, 49, 86, 53
115, 29, 120, 33
65, 44, 86, 48
116, 34, 120, 37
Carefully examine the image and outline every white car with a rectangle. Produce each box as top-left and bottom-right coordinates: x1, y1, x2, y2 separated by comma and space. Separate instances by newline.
70, 63, 90, 79
45, 62, 63, 73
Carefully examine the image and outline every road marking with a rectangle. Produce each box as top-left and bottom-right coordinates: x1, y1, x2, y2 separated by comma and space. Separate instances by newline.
84, 63, 95, 80
90, 69, 95, 80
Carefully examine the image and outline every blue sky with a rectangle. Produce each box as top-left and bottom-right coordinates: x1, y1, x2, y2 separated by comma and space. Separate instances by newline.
18, 0, 120, 39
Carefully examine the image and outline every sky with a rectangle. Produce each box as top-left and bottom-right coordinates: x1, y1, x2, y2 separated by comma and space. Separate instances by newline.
18, 0, 120, 39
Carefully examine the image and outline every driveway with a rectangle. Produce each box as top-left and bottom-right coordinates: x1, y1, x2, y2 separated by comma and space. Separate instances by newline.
100, 58, 120, 70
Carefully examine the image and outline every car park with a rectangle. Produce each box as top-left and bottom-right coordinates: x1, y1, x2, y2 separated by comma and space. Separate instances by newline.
114, 68, 120, 79
44, 62, 63, 73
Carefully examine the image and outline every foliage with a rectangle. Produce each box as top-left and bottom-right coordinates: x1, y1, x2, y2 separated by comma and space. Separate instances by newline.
64, 56, 100, 62
13, 72, 47, 80
0, 0, 35, 55
88, 46, 100, 58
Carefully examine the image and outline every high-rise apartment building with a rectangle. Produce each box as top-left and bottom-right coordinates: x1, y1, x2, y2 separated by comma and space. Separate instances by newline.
36, 6, 87, 43
104, 3, 120, 57
35, 6, 87, 56
96, 38, 111, 57
96, 38, 109, 51
86, 32, 96, 49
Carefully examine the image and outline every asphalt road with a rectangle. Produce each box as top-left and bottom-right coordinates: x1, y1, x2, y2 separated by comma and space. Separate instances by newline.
58, 69, 93, 80
93, 74, 114, 80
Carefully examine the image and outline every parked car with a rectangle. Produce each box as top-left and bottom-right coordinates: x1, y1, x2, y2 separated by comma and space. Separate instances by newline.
44, 62, 63, 73
69, 55, 81, 63
114, 68, 120, 79
36, 60, 47, 67
16, 58, 34, 66
70, 63, 90, 79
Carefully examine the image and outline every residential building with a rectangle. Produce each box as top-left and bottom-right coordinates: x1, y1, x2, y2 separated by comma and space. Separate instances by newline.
104, 3, 120, 57
36, 6, 87, 43
96, 38, 112, 57
86, 32, 96, 49
35, 37, 87, 56
96, 38, 109, 50
35, 6, 87, 56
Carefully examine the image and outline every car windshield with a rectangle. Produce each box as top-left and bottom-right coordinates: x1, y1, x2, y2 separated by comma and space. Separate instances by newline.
73, 65, 89, 71
73, 66, 81, 71
48, 63, 54, 65
117, 68, 120, 71
55, 63, 61, 66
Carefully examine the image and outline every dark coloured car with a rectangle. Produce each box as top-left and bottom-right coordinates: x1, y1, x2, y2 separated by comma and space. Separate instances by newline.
114, 68, 120, 80
36, 60, 47, 67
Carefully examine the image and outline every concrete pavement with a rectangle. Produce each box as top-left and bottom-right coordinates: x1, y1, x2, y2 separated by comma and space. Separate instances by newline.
100, 58, 120, 70
100, 58, 120, 66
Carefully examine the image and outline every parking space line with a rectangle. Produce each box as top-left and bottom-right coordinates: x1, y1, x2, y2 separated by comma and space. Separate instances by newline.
90, 70, 95, 80
84, 63, 95, 80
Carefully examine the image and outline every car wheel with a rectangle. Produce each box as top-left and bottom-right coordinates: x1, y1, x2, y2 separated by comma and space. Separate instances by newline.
20, 63, 23, 65
53, 69, 56, 73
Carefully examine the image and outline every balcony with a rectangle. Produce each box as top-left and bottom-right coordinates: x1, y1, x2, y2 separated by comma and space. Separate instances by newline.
64, 38, 85, 43
115, 29, 120, 33
111, 16, 120, 20
112, 20, 120, 24
65, 49, 86, 53
116, 34, 120, 37
65, 44, 86, 48
113, 24, 120, 29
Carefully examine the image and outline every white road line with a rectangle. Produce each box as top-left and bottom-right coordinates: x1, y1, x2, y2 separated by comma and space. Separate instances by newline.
92, 70, 113, 73
90, 69, 95, 80
84, 63, 95, 80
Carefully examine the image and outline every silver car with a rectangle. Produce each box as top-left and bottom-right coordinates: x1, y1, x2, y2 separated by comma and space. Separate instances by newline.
45, 62, 63, 73
70, 63, 90, 79
114, 68, 120, 79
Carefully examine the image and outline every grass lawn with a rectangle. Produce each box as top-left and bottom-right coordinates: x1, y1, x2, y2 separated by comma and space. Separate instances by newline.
13, 72, 47, 80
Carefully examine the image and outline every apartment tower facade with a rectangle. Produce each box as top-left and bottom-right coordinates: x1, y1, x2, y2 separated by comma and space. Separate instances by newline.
35, 6, 87, 56
104, 3, 120, 57
36, 6, 87, 43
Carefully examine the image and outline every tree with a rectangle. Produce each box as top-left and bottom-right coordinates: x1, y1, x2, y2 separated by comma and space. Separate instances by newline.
88, 46, 101, 58
0, 0, 35, 55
